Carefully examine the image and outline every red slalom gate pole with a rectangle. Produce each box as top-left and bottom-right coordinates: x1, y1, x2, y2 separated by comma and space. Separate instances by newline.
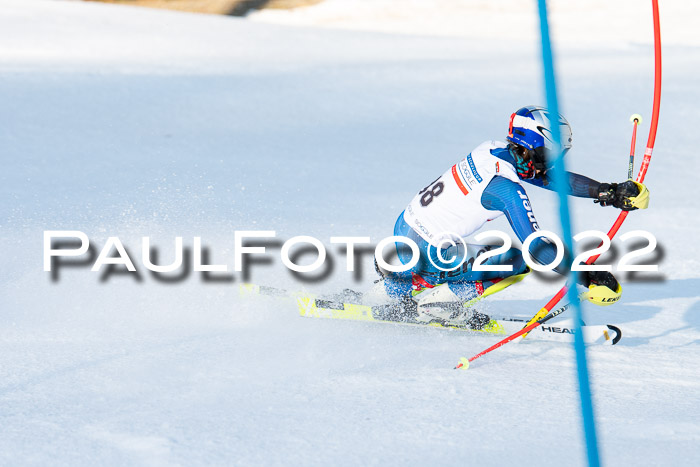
522, 0, 662, 333
457, 0, 662, 367
533, 0, 662, 322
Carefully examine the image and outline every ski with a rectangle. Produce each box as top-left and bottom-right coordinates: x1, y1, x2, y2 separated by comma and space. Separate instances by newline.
240, 284, 621, 345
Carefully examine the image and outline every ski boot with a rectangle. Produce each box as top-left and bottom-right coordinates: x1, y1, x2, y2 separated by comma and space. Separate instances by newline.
413, 284, 491, 330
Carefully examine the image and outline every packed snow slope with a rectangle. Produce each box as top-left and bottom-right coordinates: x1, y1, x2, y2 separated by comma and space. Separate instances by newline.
1, 0, 699, 465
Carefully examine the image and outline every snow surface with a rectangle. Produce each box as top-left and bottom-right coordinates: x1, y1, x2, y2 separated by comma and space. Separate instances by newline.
1, 0, 699, 465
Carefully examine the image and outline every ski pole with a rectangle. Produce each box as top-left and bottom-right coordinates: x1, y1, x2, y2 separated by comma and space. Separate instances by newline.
455, 299, 577, 370
628, 114, 642, 179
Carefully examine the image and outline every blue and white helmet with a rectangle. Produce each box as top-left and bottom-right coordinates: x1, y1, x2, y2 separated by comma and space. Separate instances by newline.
507, 105, 573, 152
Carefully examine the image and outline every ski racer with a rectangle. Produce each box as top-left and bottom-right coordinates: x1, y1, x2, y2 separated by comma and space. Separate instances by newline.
380, 105, 650, 329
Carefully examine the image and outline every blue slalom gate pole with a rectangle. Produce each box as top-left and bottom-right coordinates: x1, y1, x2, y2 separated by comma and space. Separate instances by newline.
536, 1, 601, 466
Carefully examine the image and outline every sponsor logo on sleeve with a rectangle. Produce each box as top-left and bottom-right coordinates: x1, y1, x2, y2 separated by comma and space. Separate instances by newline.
517, 189, 542, 232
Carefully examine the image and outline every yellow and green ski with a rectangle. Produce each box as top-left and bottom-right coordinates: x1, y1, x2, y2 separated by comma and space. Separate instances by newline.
239, 283, 621, 345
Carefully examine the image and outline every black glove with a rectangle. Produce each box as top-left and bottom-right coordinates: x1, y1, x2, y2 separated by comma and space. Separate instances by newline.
579, 270, 619, 290
595, 180, 645, 211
